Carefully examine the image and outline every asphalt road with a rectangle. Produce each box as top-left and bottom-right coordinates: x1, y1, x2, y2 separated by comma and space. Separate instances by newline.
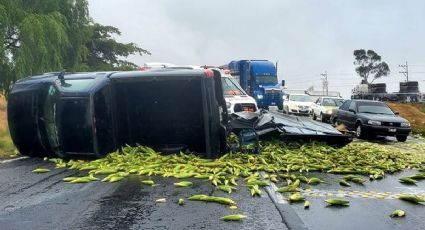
0, 140, 425, 230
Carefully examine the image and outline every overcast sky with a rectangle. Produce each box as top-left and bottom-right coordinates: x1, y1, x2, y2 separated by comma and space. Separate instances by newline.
88, 0, 425, 98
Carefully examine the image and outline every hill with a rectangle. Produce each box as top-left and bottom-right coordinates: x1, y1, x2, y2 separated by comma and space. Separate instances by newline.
387, 102, 425, 136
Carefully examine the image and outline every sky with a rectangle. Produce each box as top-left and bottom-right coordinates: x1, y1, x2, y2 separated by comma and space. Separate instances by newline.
88, 0, 425, 98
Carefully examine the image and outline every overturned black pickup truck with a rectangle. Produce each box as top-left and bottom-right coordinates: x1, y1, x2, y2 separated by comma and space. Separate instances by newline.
7, 69, 352, 159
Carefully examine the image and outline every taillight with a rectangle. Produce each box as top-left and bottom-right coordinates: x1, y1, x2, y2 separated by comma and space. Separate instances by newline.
204, 69, 214, 78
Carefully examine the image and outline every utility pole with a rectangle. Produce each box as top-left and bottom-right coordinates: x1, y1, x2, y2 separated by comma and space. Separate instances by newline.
399, 61, 409, 82
321, 71, 328, 96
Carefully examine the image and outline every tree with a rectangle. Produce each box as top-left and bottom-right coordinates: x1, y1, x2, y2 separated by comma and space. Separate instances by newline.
353, 49, 390, 84
84, 23, 150, 71
0, 0, 149, 97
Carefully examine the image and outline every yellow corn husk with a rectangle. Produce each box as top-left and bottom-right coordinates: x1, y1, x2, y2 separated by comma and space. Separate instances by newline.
32, 168, 51, 173
221, 214, 246, 221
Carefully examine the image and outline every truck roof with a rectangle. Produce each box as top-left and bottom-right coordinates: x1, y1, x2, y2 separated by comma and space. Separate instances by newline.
228, 60, 277, 76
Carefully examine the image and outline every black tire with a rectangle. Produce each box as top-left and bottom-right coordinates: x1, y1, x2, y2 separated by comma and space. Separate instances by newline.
312, 113, 317, 120
332, 117, 338, 126
319, 113, 324, 122
355, 123, 365, 139
396, 135, 408, 142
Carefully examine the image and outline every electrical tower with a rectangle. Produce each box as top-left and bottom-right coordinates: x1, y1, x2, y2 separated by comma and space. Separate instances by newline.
399, 61, 409, 82
321, 71, 328, 96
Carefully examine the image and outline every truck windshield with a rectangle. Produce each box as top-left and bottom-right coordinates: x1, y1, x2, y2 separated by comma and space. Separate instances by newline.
289, 95, 312, 102
222, 77, 245, 96
322, 98, 344, 106
255, 75, 277, 85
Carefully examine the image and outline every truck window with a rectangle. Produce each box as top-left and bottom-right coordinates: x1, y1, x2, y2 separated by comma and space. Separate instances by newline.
255, 75, 278, 85
222, 77, 245, 96
60, 78, 95, 91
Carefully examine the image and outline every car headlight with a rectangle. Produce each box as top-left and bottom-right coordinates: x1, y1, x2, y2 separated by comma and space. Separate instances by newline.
367, 120, 382, 126
400, 122, 410, 127
226, 102, 231, 109
257, 94, 263, 99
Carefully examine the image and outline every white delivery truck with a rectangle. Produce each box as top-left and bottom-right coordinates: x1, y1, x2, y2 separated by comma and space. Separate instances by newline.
220, 70, 258, 114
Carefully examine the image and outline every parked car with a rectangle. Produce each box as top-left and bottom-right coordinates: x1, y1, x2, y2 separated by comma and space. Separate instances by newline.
283, 94, 314, 115
335, 100, 411, 141
311, 97, 344, 122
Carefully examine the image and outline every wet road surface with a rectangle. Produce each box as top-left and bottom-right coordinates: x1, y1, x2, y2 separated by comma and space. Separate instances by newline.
0, 139, 425, 229
0, 158, 289, 230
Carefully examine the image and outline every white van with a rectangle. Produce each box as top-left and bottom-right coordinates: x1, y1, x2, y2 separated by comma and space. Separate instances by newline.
220, 70, 258, 114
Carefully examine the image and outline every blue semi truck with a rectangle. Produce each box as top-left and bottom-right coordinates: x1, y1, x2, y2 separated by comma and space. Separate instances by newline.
228, 60, 284, 109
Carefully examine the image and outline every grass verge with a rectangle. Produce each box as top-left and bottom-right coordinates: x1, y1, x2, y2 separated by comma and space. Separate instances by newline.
0, 96, 17, 159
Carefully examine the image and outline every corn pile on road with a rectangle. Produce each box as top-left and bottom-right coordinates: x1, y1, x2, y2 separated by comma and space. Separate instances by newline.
0, 138, 425, 230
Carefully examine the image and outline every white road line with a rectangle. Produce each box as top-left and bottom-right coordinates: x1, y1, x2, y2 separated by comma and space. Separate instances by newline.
0, 156, 29, 164
266, 181, 288, 204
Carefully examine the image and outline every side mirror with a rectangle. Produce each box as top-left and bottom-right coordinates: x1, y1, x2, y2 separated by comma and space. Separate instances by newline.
349, 109, 356, 114
281, 80, 285, 87
394, 111, 400, 115
317, 103, 321, 106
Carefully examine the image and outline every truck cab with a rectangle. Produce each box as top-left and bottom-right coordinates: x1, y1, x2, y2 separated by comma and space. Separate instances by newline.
228, 60, 283, 110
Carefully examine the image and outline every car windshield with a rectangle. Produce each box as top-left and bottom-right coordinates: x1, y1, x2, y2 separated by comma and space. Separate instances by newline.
358, 104, 394, 115
322, 98, 344, 106
222, 77, 245, 96
255, 75, 277, 85
289, 95, 312, 102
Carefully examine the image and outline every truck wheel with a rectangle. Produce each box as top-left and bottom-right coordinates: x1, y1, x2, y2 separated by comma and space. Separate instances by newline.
396, 135, 407, 142
319, 113, 324, 122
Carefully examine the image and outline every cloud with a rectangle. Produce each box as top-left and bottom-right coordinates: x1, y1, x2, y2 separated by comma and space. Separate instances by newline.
88, 0, 425, 98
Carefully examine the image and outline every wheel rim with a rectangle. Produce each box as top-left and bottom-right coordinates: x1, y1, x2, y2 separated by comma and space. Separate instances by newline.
356, 125, 361, 137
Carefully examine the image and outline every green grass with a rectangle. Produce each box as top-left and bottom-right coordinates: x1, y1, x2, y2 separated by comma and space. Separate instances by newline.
0, 129, 17, 159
